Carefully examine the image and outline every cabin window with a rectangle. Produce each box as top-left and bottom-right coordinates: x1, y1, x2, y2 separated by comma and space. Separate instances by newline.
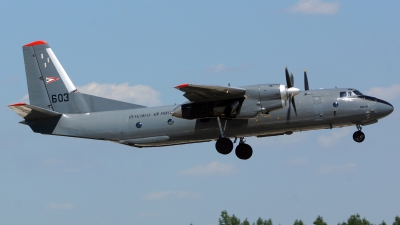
340, 92, 347, 97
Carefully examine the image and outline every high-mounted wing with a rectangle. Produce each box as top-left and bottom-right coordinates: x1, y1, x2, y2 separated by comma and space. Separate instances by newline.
175, 84, 246, 102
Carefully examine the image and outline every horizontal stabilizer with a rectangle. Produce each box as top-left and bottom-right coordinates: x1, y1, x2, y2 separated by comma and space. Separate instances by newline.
8, 103, 61, 120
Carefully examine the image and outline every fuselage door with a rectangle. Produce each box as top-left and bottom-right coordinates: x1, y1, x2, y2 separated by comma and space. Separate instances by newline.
313, 96, 324, 120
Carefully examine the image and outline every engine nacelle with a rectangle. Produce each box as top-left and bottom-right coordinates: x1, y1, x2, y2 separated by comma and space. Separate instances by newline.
236, 84, 299, 119
172, 84, 299, 120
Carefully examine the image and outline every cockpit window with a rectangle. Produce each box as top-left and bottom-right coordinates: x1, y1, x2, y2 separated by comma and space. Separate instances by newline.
340, 92, 347, 97
353, 90, 363, 96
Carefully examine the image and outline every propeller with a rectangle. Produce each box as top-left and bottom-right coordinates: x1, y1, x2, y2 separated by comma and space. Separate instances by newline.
304, 70, 309, 91
284, 67, 300, 119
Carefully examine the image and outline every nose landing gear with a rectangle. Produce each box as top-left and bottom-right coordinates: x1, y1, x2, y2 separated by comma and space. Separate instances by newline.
353, 124, 365, 143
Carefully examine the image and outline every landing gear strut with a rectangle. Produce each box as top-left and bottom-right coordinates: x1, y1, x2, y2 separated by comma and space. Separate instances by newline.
214, 118, 253, 159
215, 117, 233, 154
353, 124, 365, 143
235, 137, 253, 160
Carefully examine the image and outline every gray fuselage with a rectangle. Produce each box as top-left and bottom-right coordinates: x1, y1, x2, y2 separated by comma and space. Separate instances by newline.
50, 87, 393, 147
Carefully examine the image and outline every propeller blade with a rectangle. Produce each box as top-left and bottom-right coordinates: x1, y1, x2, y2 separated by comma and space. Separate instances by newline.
287, 93, 292, 120
291, 95, 297, 116
291, 73, 294, 87
285, 67, 292, 88
304, 70, 309, 91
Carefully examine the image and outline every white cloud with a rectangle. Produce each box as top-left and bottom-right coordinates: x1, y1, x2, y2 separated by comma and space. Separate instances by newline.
177, 161, 237, 177
76, 82, 162, 107
207, 63, 227, 73
317, 163, 357, 174
46, 202, 75, 210
21, 82, 162, 107
286, 157, 309, 166
142, 191, 200, 201
288, 0, 340, 15
20, 94, 29, 102
366, 84, 400, 101
318, 128, 351, 147
206, 63, 253, 74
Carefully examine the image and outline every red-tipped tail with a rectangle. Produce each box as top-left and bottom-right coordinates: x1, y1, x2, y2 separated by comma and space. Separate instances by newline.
23, 40, 47, 47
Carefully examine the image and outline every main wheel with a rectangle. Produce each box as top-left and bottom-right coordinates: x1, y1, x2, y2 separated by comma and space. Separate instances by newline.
215, 138, 233, 155
235, 144, 253, 160
353, 131, 365, 143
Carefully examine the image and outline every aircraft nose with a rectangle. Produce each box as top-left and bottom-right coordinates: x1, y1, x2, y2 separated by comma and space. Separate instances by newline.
375, 99, 394, 119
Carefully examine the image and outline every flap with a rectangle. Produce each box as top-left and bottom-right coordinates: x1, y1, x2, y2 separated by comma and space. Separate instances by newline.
8, 103, 61, 120
175, 84, 246, 102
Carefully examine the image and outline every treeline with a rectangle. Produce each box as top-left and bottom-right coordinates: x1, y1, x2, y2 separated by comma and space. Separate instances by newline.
215, 210, 400, 225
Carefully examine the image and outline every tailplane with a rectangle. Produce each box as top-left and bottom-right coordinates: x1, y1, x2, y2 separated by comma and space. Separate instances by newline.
22, 40, 145, 114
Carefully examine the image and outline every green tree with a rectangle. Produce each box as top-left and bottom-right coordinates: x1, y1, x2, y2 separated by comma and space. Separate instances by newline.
231, 214, 241, 225
254, 218, 273, 225
393, 216, 400, 225
338, 214, 372, 225
242, 218, 250, 225
314, 216, 327, 225
380, 221, 387, 225
218, 210, 242, 225
219, 210, 231, 225
294, 219, 305, 225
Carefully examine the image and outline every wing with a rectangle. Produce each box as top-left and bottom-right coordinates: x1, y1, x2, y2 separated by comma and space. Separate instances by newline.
8, 103, 61, 120
175, 84, 246, 102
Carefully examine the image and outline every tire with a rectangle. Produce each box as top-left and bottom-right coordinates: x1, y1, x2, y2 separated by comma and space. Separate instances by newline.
353, 131, 365, 143
215, 138, 233, 155
235, 144, 253, 160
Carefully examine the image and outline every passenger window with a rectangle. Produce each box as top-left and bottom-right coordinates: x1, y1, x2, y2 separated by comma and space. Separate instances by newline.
340, 92, 347, 97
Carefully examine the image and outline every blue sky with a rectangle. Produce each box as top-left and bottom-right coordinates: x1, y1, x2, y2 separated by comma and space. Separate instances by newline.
1, 1, 400, 224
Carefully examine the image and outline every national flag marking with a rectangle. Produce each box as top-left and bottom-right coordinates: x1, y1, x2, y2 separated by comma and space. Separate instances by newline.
46, 76, 59, 84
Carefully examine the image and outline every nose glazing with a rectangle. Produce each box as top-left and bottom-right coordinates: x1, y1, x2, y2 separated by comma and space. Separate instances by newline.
375, 100, 394, 118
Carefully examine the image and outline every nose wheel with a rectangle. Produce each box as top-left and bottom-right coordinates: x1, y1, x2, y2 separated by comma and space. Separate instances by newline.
353, 124, 365, 143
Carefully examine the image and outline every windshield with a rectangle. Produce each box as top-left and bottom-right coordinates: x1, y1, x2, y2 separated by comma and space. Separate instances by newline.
352, 90, 363, 96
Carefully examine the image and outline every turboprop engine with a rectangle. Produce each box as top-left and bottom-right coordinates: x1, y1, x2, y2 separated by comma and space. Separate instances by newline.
171, 67, 300, 120
171, 83, 300, 120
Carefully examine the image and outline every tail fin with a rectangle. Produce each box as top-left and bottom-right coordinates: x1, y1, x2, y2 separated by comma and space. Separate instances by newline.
22, 40, 145, 114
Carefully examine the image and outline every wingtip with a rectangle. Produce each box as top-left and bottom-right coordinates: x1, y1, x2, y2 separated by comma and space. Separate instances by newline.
9, 102, 27, 107
175, 83, 189, 89
23, 40, 47, 47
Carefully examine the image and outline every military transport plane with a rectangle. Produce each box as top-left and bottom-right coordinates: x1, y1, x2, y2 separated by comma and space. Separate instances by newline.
9, 40, 394, 160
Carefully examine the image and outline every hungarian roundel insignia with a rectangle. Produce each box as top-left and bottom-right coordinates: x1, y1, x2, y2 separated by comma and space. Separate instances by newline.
46, 76, 59, 84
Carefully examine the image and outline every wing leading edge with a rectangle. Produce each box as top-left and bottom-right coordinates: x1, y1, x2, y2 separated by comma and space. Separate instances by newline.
175, 84, 246, 102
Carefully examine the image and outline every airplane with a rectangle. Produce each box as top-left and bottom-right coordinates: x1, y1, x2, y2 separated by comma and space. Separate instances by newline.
9, 40, 394, 160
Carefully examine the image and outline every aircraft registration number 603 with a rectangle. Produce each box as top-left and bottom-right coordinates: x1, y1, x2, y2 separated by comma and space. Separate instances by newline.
52, 93, 69, 103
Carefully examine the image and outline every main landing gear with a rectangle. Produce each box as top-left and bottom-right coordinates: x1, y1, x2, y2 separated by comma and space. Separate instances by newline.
215, 117, 253, 160
353, 124, 365, 143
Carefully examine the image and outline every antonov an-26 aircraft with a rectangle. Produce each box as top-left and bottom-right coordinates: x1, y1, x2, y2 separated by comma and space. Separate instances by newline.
9, 40, 394, 160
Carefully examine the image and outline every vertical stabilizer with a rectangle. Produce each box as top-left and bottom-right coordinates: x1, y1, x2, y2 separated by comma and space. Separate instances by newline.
23, 40, 87, 113
22, 40, 146, 114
